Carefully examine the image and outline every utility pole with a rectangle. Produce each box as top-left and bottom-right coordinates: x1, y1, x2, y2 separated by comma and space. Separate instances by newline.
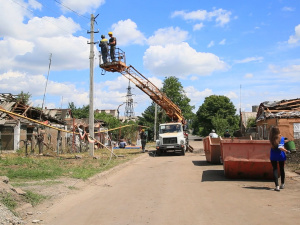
154, 102, 157, 141
87, 14, 99, 156
41, 53, 52, 120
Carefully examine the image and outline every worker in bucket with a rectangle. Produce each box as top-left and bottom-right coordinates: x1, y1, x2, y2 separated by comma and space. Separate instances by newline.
99, 34, 109, 64
140, 129, 147, 153
108, 31, 116, 62
269, 126, 290, 191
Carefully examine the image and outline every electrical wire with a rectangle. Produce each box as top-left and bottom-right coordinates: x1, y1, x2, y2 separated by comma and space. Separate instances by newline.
53, 0, 90, 20
9, 0, 91, 35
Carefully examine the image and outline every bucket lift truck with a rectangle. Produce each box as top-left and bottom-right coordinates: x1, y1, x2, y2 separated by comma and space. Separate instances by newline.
99, 49, 194, 155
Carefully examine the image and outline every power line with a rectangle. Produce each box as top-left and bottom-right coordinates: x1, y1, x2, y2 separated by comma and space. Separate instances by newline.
9, 0, 90, 34
53, 0, 90, 20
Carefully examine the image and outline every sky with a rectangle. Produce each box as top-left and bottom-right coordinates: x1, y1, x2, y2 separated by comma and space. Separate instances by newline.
0, 0, 299, 117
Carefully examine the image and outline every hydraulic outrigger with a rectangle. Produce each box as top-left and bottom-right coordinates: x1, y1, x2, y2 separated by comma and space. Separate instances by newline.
99, 48, 194, 153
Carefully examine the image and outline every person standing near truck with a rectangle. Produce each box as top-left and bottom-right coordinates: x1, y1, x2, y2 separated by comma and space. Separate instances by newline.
140, 129, 147, 153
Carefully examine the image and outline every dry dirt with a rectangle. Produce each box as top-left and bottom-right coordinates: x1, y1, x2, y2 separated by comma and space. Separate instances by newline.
14, 140, 300, 225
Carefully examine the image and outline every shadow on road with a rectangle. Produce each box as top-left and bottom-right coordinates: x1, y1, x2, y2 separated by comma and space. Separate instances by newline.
201, 169, 273, 184
192, 160, 221, 166
242, 186, 273, 191
201, 170, 228, 182
148, 151, 184, 157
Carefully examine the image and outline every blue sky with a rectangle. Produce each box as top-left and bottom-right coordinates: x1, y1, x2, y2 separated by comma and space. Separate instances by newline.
1, 0, 299, 117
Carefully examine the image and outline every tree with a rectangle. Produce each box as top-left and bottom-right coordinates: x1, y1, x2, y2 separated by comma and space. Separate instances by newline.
161, 76, 195, 121
138, 76, 195, 138
193, 95, 239, 137
68, 102, 89, 119
246, 117, 256, 128
16, 91, 31, 105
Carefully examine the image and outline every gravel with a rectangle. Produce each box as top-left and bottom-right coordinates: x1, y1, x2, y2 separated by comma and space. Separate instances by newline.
0, 204, 24, 225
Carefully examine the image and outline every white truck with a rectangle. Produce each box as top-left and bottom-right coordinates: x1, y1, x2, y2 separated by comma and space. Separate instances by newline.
155, 122, 188, 156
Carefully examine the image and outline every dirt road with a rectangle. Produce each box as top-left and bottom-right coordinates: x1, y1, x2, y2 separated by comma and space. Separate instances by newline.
32, 140, 300, 225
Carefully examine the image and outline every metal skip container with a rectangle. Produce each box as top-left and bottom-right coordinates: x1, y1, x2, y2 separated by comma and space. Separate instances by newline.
220, 139, 275, 179
203, 136, 221, 164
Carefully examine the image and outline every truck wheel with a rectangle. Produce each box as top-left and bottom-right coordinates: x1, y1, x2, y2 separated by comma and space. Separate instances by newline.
156, 149, 161, 156
181, 149, 185, 156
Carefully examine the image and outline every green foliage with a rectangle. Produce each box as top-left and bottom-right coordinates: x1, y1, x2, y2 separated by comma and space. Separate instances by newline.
0, 149, 144, 182
68, 102, 89, 119
16, 91, 31, 105
138, 102, 164, 140
161, 76, 195, 121
247, 117, 256, 128
138, 76, 195, 139
0, 192, 17, 211
23, 190, 48, 206
0, 157, 64, 180
193, 95, 239, 136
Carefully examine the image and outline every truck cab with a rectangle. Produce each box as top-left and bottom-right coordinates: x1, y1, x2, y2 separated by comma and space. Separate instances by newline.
155, 122, 187, 156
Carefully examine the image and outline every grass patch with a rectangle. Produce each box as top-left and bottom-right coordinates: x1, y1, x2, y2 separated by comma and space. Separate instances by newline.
68, 186, 79, 190
23, 190, 48, 207
0, 148, 144, 182
0, 192, 17, 211
11, 180, 63, 187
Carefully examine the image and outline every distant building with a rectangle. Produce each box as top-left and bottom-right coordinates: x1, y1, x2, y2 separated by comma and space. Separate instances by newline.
95, 109, 118, 118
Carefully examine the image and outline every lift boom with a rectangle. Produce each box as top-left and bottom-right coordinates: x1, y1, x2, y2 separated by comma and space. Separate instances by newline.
100, 49, 184, 123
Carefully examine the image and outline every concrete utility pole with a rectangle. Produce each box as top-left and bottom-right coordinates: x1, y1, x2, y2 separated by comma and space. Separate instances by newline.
88, 14, 99, 156
154, 102, 157, 141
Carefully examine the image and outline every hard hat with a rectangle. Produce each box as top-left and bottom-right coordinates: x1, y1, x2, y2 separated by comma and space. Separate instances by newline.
108, 31, 113, 35
101, 34, 105, 38
142, 129, 145, 132
212, 129, 215, 132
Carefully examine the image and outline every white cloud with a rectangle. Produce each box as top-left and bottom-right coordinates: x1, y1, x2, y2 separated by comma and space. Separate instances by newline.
244, 73, 253, 79
219, 39, 226, 45
143, 42, 228, 77
234, 56, 263, 64
28, 0, 42, 10
269, 64, 300, 77
111, 19, 146, 46
185, 86, 213, 109
148, 27, 188, 46
288, 24, 300, 44
225, 91, 238, 99
207, 41, 214, 48
0, 1, 89, 75
193, 23, 204, 31
282, 7, 295, 12
171, 8, 232, 27
60, 0, 105, 15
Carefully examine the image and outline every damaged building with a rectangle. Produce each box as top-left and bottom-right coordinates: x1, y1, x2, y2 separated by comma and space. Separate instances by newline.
256, 98, 300, 140
0, 93, 108, 153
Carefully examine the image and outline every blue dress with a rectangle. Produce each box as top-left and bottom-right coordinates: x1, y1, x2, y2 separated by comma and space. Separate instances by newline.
270, 136, 286, 161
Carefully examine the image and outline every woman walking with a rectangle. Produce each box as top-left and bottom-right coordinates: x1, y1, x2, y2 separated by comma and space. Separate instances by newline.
269, 126, 289, 192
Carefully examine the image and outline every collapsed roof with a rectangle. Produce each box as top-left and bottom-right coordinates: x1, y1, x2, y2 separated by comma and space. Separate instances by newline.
256, 98, 300, 122
0, 93, 66, 126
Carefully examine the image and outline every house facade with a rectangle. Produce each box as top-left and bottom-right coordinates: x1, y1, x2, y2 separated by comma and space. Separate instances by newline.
256, 98, 300, 140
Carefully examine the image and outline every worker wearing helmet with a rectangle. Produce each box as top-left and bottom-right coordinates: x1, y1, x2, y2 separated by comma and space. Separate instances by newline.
108, 31, 116, 62
140, 129, 147, 153
99, 34, 109, 64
